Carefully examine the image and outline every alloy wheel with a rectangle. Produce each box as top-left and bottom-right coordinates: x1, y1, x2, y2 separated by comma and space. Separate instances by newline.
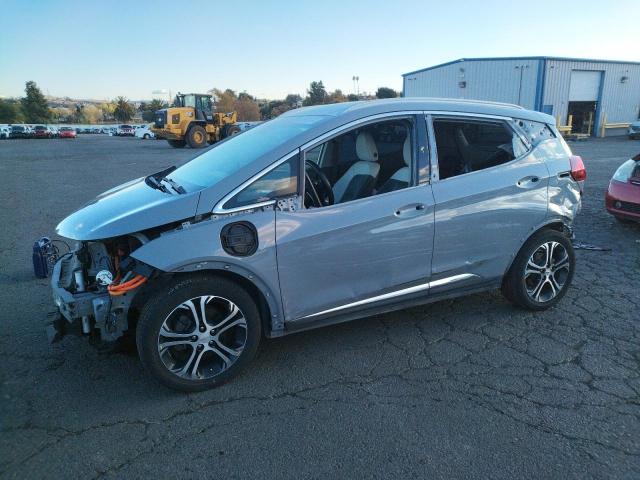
158, 295, 247, 380
524, 241, 571, 303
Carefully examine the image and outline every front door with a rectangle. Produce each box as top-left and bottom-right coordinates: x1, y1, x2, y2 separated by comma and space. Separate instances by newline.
276, 115, 435, 324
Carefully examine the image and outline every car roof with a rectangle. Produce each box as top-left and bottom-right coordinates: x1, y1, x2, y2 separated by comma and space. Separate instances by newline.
283, 98, 554, 124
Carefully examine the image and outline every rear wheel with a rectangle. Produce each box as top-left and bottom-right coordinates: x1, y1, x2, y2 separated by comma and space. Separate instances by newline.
136, 275, 261, 392
502, 229, 575, 311
187, 125, 208, 148
167, 139, 186, 148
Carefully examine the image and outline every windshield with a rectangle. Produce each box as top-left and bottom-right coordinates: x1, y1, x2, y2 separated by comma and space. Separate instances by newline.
182, 95, 196, 108
12, 126, 24, 131
171, 115, 327, 191
613, 159, 639, 182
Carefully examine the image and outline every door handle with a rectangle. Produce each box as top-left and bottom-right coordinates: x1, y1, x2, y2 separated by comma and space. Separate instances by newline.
394, 203, 427, 217
516, 176, 540, 188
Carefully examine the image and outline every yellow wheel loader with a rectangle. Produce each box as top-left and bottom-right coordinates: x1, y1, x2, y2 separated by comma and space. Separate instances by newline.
152, 93, 240, 148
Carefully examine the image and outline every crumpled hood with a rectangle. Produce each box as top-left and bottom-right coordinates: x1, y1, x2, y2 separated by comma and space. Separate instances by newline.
56, 177, 201, 240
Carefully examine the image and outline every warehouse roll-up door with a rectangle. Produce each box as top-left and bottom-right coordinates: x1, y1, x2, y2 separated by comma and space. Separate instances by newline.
569, 71, 602, 101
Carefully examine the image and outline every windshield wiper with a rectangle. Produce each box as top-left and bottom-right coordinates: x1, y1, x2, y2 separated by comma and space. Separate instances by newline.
145, 175, 170, 193
145, 165, 185, 194
160, 176, 186, 194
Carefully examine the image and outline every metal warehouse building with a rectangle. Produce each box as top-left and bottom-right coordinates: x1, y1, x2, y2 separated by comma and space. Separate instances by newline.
403, 57, 640, 136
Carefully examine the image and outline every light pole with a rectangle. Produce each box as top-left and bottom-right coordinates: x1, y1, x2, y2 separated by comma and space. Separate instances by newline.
352, 76, 359, 97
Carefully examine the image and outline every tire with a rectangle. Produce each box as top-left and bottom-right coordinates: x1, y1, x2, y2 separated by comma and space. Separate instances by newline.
136, 275, 261, 392
223, 125, 241, 138
167, 139, 186, 148
186, 125, 208, 148
502, 229, 575, 311
143, 134, 150, 140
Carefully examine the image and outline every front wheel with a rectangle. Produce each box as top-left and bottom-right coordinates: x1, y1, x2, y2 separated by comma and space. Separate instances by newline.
136, 275, 261, 392
502, 229, 575, 311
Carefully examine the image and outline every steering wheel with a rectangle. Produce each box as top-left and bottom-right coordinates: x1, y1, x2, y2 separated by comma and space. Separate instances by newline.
304, 160, 334, 208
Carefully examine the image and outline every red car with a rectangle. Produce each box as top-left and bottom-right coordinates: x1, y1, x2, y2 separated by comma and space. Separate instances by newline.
33, 125, 52, 138
59, 127, 77, 139
606, 153, 640, 223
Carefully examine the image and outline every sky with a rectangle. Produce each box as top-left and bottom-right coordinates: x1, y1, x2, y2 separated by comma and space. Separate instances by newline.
1, 0, 638, 101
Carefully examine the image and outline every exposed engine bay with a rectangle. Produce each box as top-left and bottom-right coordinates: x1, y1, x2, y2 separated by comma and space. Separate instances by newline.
50, 233, 156, 347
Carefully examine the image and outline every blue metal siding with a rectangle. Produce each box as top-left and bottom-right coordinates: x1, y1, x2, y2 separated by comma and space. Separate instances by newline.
403, 59, 539, 110
542, 59, 640, 134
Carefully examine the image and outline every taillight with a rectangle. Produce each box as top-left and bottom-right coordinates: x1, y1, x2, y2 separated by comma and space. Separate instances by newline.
569, 155, 586, 182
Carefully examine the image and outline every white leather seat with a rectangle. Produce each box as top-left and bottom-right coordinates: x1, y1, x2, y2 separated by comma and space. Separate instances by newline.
332, 132, 380, 203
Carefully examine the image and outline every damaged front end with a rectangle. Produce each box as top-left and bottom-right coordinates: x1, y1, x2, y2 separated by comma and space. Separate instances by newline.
48, 234, 155, 347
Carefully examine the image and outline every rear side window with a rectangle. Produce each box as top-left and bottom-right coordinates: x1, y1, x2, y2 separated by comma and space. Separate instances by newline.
433, 118, 527, 180
223, 155, 299, 209
516, 119, 555, 146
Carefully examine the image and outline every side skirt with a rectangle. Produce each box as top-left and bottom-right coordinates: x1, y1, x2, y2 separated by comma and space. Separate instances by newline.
280, 279, 500, 336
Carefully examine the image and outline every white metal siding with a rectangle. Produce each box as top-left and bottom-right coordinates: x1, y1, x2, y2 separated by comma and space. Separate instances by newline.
543, 59, 640, 131
568, 71, 602, 101
403, 59, 539, 110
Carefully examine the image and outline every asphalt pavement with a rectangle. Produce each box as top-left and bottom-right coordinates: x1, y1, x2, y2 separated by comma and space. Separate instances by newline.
1, 134, 639, 479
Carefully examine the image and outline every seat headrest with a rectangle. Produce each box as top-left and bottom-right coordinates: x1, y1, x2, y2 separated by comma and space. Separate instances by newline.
356, 132, 378, 162
403, 135, 411, 166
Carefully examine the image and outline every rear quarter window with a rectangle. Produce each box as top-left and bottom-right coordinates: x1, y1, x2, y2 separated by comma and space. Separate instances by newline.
516, 119, 556, 146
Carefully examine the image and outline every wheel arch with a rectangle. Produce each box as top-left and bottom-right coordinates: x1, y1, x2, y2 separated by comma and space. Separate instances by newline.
129, 263, 283, 339
502, 218, 573, 278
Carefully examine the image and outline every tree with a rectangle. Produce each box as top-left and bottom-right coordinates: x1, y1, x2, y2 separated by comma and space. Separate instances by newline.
234, 94, 260, 121
21, 81, 51, 123
303, 81, 327, 106
327, 89, 346, 104
347, 94, 359, 101
285, 94, 302, 107
50, 106, 72, 123
211, 88, 261, 121
113, 96, 135, 122
140, 99, 167, 122
100, 102, 116, 121
212, 89, 237, 113
0, 99, 21, 123
83, 104, 103, 124
376, 87, 398, 99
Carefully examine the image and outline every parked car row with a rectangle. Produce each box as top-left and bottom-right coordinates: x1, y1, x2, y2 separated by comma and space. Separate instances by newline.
0, 124, 157, 139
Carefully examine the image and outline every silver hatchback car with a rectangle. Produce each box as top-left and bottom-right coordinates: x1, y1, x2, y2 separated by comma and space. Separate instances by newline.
50, 99, 585, 391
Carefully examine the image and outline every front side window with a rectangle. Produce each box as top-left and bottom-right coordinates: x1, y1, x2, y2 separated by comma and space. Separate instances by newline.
433, 118, 527, 180
223, 156, 299, 209
302, 118, 414, 208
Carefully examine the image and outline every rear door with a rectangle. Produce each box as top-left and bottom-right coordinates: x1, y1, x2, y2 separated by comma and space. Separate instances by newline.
428, 114, 549, 288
